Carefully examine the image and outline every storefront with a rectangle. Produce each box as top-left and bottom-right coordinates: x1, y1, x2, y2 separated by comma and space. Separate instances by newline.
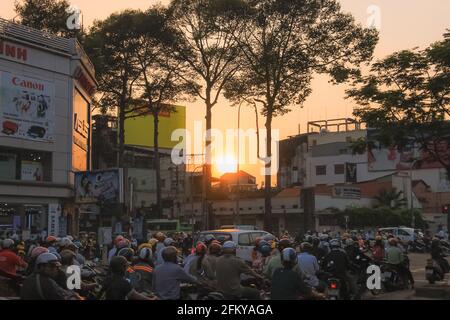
0, 18, 96, 239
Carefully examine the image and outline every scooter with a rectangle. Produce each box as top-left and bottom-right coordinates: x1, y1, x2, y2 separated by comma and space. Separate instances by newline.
425, 259, 444, 284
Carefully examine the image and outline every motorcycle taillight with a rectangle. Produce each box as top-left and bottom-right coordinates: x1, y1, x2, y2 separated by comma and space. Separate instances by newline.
329, 282, 338, 289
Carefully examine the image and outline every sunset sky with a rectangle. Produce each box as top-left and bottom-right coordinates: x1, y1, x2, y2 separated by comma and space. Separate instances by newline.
1, 0, 449, 185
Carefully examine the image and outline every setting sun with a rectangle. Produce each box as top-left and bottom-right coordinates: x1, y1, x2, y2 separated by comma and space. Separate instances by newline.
215, 155, 238, 175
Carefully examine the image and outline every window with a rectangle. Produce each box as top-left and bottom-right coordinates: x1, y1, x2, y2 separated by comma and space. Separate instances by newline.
316, 165, 326, 176
248, 207, 252, 210
238, 233, 251, 246
293, 205, 299, 209
398, 229, 411, 236
0, 147, 52, 182
334, 164, 345, 175
292, 166, 298, 171
312, 140, 317, 146
141, 179, 146, 186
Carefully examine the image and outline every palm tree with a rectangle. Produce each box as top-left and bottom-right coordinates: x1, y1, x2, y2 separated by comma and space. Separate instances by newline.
374, 188, 407, 209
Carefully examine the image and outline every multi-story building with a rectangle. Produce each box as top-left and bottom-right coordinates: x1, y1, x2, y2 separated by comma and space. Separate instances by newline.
0, 18, 96, 239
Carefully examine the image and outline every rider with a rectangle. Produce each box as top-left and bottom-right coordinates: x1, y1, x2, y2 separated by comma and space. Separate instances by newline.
188, 242, 215, 282
271, 248, 325, 300
0, 239, 28, 278
131, 245, 155, 293
431, 237, 450, 274
44, 236, 58, 254
215, 241, 264, 300
21, 253, 79, 300
264, 238, 299, 279
108, 235, 125, 263
205, 240, 222, 276
323, 239, 351, 300
152, 246, 198, 300
25, 246, 49, 276
385, 238, 414, 288
297, 242, 323, 292
371, 236, 385, 264
104, 256, 156, 300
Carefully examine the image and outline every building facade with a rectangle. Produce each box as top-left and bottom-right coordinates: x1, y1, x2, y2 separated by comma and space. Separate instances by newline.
0, 19, 96, 239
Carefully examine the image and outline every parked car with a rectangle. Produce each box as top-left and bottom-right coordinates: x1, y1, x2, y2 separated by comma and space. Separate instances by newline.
196, 229, 274, 263
378, 227, 416, 244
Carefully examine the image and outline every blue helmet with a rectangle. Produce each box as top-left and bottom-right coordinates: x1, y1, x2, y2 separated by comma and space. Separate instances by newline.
281, 248, 297, 266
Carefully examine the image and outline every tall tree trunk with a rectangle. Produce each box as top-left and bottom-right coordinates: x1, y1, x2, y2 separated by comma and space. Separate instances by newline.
204, 87, 213, 228
154, 110, 162, 219
264, 113, 272, 232
118, 99, 125, 168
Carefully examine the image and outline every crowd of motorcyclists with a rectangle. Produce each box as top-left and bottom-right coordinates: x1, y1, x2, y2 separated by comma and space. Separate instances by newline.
0, 228, 449, 300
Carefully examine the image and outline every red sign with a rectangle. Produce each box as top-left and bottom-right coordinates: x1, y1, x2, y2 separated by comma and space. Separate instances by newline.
0, 40, 28, 62
74, 67, 95, 96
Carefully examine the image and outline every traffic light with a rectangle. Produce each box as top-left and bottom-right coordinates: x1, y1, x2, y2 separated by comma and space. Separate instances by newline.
443, 204, 449, 214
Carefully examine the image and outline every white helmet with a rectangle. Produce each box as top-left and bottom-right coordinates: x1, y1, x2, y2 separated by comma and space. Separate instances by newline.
2, 239, 14, 249
58, 237, 73, 248
138, 247, 153, 262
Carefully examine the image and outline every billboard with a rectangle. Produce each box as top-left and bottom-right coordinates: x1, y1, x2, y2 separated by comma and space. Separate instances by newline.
124, 105, 186, 149
75, 169, 123, 204
367, 128, 450, 171
0, 71, 54, 142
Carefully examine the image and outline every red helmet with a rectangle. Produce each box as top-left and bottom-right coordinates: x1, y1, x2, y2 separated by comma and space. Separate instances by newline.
114, 235, 125, 245
196, 242, 207, 255
46, 236, 57, 244
31, 246, 49, 259
209, 242, 222, 255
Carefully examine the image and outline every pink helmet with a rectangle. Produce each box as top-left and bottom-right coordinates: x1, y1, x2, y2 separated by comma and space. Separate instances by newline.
31, 246, 49, 259
114, 235, 125, 245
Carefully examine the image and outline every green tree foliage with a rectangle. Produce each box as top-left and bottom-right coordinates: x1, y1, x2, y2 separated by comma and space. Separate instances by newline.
14, 0, 83, 38
374, 188, 407, 209
348, 31, 450, 177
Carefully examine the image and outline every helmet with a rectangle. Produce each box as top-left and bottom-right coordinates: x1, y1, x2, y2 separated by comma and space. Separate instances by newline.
138, 243, 153, 252
117, 247, 135, 261
345, 238, 354, 247
329, 239, 341, 249
114, 235, 125, 245
278, 239, 292, 251
223, 241, 237, 251
110, 256, 128, 274
117, 239, 130, 249
60, 250, 76, 265
281, 248, 297, 266
36, 253, 61, 267
319, 234, 329, 241
262, 234, 277, 242
148, 238, 158, 248
72, 241, 82, 249
59, 237, 73, 248
155, 232, 165, 241
2, 239, 14, 249
258, 243, 272, 257
46, 236, 57, 244
66, 235, 74, 242
301, 242, 313, 252
203, 292, 225, 300
254, 237, 262, 246
196, 242, 207, 255
209, 242, 222, 255
164, 238, 175, 247
138, 247, 153, 262
257, 240, 269, 248
204, 234, 216, 244
31, 246, 48, 259
388, 238, 398, 246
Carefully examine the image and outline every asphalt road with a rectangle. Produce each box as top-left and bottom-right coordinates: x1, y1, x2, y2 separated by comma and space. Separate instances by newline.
363, 253, 450, 300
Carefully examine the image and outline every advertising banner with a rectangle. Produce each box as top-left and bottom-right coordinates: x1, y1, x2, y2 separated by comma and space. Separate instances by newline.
20, 161, 43, 181
124, 105, 186, 149
332, 186, 361, 199
345, 163, 357, 183
75, 169, 123, 204
367, 128, 450, 172
48, 204, 61, 236
0, 71, 55, 142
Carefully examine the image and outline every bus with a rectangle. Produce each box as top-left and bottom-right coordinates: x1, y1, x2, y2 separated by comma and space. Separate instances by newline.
146, 219, 193, 239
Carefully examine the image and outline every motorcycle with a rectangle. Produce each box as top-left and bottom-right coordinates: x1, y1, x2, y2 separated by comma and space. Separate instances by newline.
380, 262, 412, 292
425, 258, 445, 284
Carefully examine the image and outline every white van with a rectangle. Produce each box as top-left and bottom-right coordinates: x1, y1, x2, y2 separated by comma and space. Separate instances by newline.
196, 229, 275, 263
378, 227, 416, 244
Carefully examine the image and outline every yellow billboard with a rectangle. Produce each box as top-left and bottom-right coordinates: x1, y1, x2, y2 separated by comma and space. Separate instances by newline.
124, 105, 186, 149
